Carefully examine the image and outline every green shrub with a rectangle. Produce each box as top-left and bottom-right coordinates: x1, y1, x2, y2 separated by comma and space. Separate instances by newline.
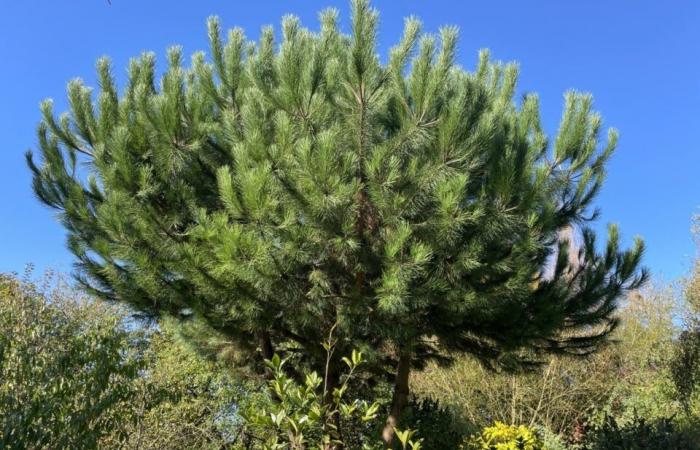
240, 350, 387, 449
581, 412, 697, 450
402, 397, 468, 449
533, 426, 568, 450
0, 272, 246, 449
0, 273, 141, 449
465, 422, 543, 450
105, 319, 244, 449
237, 348, 440, 450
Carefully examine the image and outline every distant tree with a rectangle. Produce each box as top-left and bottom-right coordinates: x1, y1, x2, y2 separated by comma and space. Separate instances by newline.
104, 318, 243, 450
27, 0, 646, 444
671, 216, 700, 416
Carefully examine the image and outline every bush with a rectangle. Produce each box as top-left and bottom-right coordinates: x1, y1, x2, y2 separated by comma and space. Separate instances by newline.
534, 426, 568, 450
0, 271, 246, 449
465, 422, 543, 450
581, 412, 697, 450
0, 273, 141, 449
402, 397, 468, 449
237, 348, 453, 449
240, 350, 387, 449
105, 318, 243, 449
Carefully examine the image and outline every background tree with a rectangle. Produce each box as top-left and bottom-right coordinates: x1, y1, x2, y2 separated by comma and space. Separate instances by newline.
671, 215, 700, 419
103, 318, 244, 450
0, 270, 249, 450
27, 0, 646, 444
0, 272, 141, 449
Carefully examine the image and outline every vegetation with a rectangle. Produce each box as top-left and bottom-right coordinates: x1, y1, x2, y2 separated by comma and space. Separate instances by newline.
2, 260, 700, 448
0, 272, 250, 449
241, 349, 385, 449
464, 422, 542, 450
0, 272, 140, 449
411, 286, 681, 437
670, 218, 700, 419
106, 318, 243, 450
579, 412, 696, 450
26, 0, 645, 444
5, 0, 699, 449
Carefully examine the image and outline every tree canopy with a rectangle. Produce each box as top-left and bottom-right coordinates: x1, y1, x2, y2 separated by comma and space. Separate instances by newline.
27, 0, 647, 441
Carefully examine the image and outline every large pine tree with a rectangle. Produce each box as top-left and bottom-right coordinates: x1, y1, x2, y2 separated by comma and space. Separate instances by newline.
28, 0, 646, 444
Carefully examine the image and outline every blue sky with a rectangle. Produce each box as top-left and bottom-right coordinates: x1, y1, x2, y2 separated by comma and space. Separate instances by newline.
1, 0, 699, 280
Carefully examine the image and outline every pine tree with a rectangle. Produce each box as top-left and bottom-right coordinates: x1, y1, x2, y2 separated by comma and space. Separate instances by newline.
27, 1, 647, 445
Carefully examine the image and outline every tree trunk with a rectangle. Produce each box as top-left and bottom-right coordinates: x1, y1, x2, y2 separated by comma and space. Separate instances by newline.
382, 350, 412, 448
259, 330, 275, 360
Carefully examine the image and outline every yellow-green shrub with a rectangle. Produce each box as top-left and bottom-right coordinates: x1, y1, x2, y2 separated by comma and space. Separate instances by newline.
465, 422, 542, 450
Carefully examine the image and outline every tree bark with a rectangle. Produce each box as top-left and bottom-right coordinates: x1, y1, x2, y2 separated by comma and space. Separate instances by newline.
259, 330, 275, 360
382, 350, 412, 448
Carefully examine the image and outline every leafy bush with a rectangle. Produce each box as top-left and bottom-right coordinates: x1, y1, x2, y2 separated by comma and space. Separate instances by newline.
533, 426, 568, 450
581, 412, 697, 450
402, 397, 468, 449
671, 328, 700, 413
464, 422, 543, 450
105, 319, 243, 449
0, 272, 246, 449
240, 350, 388, 449
0, 273, 141, 449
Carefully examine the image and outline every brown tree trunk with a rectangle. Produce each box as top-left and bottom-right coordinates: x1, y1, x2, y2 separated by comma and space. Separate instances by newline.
258, 330, 276, 380
382, 350, 412, 448
259, 330, 274, 360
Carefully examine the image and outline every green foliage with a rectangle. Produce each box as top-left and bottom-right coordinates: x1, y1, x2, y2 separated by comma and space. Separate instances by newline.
411, 285, 683, 439
401, 397, 468, 449
0, 271, 248, 450
580, 412, 697, 450
464, 422, 543, 450
241, 350, 387, 449
0, 273, 140, 449
533, 426, 568, 450
665, 218, 700, 438
670, 221, 700, 417
672, 328, 700, 411
106, 318, 243, 449
27, 0, 645, 398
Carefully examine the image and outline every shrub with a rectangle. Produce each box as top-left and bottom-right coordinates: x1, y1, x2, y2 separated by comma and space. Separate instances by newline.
240, 351, 387, 449
465, 422, 543, 450
105, 319, 243, 449
0, 273, 141, 449
401, 397, 468, 449
237, 347, 442, 449
0, 271, 245, 449
533, 426, 568, 450
581, 411, 697, 450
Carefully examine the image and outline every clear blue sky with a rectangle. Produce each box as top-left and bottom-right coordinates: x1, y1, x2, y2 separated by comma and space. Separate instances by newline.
1, 0, 699, 280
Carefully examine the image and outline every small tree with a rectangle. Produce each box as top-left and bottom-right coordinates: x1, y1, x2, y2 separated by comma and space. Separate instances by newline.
27, 1, 646, 445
